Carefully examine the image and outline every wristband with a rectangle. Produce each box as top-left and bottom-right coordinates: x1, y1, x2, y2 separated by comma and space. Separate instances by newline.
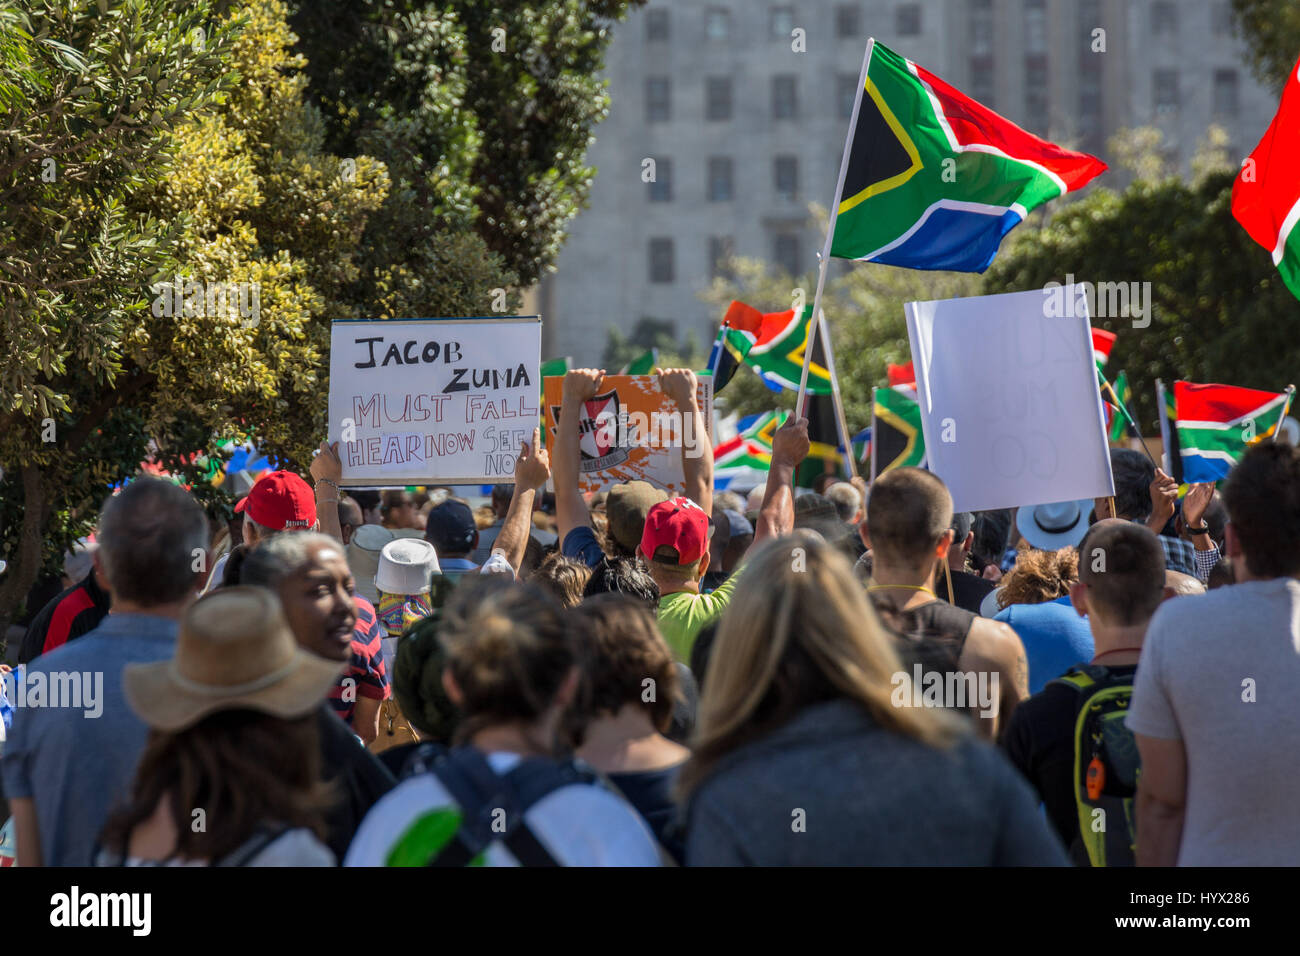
1186, 522, 1210, 534
316, 478, 340, 491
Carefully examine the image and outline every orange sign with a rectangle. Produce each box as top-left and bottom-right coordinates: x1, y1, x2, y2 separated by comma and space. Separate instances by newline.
542, 375, 714, 495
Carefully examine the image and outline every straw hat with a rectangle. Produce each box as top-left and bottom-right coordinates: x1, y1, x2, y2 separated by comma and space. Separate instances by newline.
347, 524, 395, 604
123, 587, 344, 731
375, 538, 440, 595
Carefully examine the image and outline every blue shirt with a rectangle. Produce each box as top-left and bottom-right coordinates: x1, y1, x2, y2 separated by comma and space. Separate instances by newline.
0, 613, 178, 865
995, 596, 1095, 694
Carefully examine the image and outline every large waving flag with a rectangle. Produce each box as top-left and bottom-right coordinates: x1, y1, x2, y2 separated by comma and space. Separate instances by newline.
830, 40, 1106, 272
1173, 381, 1291, 482
1232, 53, 1300, 301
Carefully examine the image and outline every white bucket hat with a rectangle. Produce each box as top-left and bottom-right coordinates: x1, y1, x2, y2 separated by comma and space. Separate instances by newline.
346, 524, 395, 604
1015, 499, 1093, 552
375, 538, 440, 596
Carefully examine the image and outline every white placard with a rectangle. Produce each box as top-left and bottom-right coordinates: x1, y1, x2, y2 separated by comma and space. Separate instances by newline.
328, 317, 541, 486
904, 286, 1114, 513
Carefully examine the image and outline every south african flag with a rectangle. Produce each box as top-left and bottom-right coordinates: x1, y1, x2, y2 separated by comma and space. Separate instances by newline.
1173, 381, 1292, 483
830, 40, 1106, 272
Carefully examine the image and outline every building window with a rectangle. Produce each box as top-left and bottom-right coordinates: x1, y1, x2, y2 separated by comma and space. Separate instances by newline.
896, 3, 922, 36
646, 9, 669, 43
772, 75, 798, 119
709, 236, 736, 280
704, 7, 730, 40
707, 157, 734, 201
970, 56, 995, 108
1213, 69, 1239, 117
837, 73, 860, 119
1152, 1, 1177, 36
773, 233, 801, 276
1211, 1, 1233, 34
647, 158, 672, 202
770, 5, 794, 39
1025, 55, 1048, 133
706, 76, 733, 121
1154, 69, 1179, 113
774, 156, 798, 201
1025, 0, 1047, 54
971, 0, 994, 54
646, 77, 671, 122
649, 238, 674, 284
836, 4, 860, 37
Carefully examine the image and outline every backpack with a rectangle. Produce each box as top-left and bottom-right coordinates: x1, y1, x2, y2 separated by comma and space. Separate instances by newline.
1049, 664, 1140, 867
401, 744, 602, 866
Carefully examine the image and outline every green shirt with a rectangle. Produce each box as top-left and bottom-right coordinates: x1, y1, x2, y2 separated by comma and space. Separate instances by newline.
656, 567, 742, 662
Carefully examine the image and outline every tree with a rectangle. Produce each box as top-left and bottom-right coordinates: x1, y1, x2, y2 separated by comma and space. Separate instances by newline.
1231, 0, 1300, 91
0, 0, 515, 635
291, 0, 647, 288
0, 0, 238, 633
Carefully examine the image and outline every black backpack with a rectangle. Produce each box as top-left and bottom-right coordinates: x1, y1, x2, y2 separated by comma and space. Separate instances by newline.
1049, 663, 1140, 867
400, 744, 601, 866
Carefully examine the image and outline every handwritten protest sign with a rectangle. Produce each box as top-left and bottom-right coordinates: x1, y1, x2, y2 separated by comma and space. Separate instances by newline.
329, 317, 541, 486
904, 286, 1114, 513
542, 375, 714, 496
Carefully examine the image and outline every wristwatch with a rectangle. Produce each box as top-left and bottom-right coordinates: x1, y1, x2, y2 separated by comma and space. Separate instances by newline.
1185, 522, 1210, 534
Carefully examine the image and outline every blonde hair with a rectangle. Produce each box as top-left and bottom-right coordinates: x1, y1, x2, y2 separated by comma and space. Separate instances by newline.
678, 533, 961, 797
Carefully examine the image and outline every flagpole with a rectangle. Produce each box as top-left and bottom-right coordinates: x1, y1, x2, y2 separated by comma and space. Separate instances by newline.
1155, 379, 1172, 474
869, 387, 880, 483
795, 37, 876, 417
1272, 384, 1296, 442
817, 309, 859, 479
1098, 368, 1157, 467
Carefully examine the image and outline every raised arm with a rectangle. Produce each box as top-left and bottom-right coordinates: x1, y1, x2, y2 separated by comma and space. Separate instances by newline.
659, 367, 712, 515
554, 368, 604, 545
492, 428, 551, 576
310, 440, 344, 542
754, 417, 809, 545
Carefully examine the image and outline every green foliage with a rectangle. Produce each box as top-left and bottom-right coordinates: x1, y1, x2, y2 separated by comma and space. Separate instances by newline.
1231, 0, 1300, 91
291, 0, 646, 288
0, 0, 240, 626
601, 317, 702, 371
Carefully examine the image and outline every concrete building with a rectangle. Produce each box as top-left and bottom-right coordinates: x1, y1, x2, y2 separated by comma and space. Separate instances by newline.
539, 0, 1277, 363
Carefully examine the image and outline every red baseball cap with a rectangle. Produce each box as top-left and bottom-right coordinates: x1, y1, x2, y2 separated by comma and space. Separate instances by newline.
234, 471, 317, 530
640, 496, 710, 565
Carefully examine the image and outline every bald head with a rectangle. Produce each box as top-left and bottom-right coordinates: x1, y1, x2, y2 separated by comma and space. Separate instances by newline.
1164, 570, 1205, 598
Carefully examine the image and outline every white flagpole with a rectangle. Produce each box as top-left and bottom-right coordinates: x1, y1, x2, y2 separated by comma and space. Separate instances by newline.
794, 37, 876, 417
818, 308, 859, 479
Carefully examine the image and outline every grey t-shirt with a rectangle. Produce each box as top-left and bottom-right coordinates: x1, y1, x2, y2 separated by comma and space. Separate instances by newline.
1127, 577, 1300, 865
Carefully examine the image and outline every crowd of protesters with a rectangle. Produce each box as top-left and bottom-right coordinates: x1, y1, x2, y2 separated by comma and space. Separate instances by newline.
1, 364, 1297, 866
